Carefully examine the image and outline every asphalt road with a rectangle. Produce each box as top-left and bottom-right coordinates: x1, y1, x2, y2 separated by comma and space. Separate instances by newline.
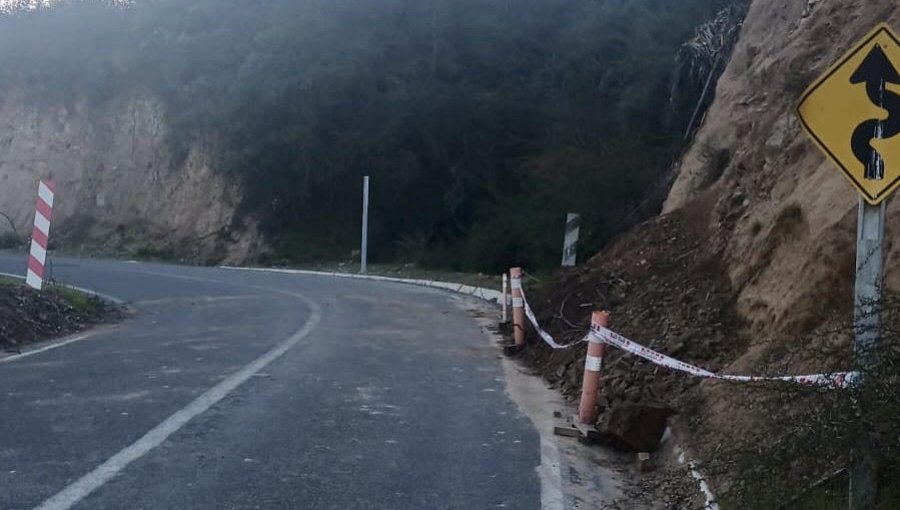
0, 254, 540, 510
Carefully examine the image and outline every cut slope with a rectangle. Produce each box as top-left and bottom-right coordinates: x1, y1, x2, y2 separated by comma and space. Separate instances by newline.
665, 0, 900, 339
0, 91, 261, 264
524, 1, 900, 505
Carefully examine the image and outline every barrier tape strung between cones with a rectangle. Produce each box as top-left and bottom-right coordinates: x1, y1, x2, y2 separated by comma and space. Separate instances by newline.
588, 323, 859, 389
511, 274, 859, 390
519, 287, 583, 350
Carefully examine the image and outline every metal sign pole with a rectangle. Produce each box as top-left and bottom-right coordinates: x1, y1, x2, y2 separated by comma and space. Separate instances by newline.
361, 176, 370, 275
849, 197, 884, 509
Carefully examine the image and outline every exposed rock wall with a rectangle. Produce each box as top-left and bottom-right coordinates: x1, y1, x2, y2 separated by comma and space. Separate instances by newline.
0, 91, 260, 263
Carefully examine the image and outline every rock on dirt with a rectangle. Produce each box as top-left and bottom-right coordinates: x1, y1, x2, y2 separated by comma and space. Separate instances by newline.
598, 403, 673, 453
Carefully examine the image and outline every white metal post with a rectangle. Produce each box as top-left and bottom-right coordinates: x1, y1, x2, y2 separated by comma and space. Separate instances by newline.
561, 213, 580, 267
849, 198, 885, 509
501, 273, 509, 323
361, 176, 370, 275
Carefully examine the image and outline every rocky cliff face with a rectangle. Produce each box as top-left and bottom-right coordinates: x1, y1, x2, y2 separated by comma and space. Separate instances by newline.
0, 91, 260, 264
665, 0, 900, 338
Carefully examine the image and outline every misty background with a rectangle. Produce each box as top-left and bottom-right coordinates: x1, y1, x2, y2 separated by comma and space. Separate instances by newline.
0, 0, 738, 271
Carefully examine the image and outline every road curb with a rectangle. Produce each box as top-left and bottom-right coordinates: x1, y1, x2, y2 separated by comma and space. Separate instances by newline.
218, 266, 504, 305
0, 271, 125, 304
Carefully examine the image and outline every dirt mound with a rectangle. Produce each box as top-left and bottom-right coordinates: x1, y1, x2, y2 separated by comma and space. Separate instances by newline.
516, 189, 845, 507
0, 283, 120, 354
524, 190, 746, 409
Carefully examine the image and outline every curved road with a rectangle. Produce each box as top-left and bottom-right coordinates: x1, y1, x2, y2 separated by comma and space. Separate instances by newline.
0, 255, 540, 510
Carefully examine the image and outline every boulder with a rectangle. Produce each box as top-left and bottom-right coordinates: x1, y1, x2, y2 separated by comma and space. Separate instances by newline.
598, 403, 672, 452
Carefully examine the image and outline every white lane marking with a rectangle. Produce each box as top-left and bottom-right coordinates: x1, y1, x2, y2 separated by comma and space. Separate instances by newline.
33, 298, 323, 510
0, 331, 98, 365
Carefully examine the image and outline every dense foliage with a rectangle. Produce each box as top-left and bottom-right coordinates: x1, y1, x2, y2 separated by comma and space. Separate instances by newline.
0, 0, 737, 270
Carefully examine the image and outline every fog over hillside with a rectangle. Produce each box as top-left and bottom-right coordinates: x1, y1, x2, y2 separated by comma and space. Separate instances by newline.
0, 0, 735, 269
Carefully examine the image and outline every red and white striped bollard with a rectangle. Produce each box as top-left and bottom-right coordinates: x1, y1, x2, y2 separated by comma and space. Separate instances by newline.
26, 179, 56, 291
579, 310, 609, 425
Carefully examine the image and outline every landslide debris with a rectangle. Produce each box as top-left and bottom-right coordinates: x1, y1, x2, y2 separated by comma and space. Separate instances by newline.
523, 191, 744, 411
505, 192, 741, 508
508, 0, 900, 507
516, 155, 886, 507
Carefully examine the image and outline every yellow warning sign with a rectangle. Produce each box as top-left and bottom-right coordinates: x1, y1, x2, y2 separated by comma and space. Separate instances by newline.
798, 23, 900, 204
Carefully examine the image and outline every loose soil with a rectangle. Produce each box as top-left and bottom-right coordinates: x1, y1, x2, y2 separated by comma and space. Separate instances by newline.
508, 187, 850, 507
0, 281, 122, 354
511, 184, 885, 507
522, 190, 744, 411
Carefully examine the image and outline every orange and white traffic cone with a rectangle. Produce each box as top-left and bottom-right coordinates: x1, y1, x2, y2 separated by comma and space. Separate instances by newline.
510, 267, 526, 353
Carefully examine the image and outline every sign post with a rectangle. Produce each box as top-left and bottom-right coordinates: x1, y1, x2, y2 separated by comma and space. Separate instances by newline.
850, 198, 884, 509
798, 23, 900, 509
361, 176, 370, 275
561, 213, 580, 267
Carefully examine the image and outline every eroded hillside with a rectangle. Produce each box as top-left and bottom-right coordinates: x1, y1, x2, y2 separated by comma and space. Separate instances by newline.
527, 1, 900, 507
667, 0, 900, 339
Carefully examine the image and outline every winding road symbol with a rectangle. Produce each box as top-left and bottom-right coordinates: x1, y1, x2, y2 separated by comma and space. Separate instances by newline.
850, 44, 900, 181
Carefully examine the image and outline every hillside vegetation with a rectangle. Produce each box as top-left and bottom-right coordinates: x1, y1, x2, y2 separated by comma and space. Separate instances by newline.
0, 0, 738, 270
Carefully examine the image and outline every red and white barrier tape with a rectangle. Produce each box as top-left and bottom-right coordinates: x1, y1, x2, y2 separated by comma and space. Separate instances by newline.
26, 180, 55, 291
513, 278, 855, 389
516, 285, 582, 350
589, 324, 859, 389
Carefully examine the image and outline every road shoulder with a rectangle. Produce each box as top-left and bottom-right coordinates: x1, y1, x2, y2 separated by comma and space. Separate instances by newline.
455, 296, 662, 509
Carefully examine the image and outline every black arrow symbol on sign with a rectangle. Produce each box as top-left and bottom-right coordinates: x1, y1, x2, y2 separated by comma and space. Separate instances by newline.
850, 44, 900, 180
